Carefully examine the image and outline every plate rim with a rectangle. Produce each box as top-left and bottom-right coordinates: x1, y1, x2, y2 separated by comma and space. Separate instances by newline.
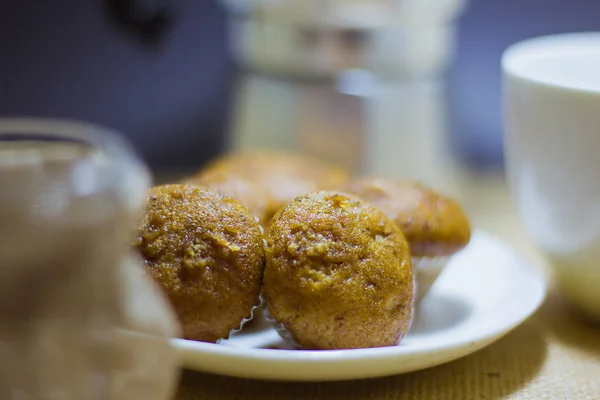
171, 230, 548, 378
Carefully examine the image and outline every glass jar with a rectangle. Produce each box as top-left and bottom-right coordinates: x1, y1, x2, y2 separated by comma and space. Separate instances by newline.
219, 0, 469, 199
0, 118, 180, 399
223, 0, 467, 79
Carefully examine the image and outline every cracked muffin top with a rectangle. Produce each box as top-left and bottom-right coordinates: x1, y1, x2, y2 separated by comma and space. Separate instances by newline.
187, 151, 350, 229
346, 178, 471, 257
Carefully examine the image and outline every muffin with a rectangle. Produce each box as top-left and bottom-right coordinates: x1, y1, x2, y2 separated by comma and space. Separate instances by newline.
264, 191, 414, 350
346, 177, 471, 301
135, 184, 265, 343
187, 150, 350, 229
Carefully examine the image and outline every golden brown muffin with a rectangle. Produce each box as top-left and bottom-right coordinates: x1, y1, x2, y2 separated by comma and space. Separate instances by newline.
346, 178, 471, 301
345, 178, 471, 257
186, 151, 350, 228
135, 184, 265, 343
264, 191, 414, 350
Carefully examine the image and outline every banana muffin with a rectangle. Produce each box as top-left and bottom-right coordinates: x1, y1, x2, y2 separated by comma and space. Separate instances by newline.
264, 191, 414, 350
346, 177, 471, 301
135, 184, 265, 342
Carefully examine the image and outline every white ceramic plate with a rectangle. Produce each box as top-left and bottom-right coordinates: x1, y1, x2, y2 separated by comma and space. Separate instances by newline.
172, 231, 547, 382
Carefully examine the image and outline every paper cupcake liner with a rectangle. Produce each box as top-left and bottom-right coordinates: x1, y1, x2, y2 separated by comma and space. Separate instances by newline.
413, 255, 451, 302
216, 295, 264, 344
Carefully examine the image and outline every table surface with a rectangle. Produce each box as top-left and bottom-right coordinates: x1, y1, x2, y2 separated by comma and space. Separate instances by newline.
173, 172, 600, 400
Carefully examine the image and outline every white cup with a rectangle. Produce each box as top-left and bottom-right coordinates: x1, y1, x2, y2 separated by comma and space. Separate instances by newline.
503, 32, 600, 320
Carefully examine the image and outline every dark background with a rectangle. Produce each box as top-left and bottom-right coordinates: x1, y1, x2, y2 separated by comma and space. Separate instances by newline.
1, 0, 599, 170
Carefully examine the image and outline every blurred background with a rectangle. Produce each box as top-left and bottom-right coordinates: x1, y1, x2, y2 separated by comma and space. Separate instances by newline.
2, 0, 599, 179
